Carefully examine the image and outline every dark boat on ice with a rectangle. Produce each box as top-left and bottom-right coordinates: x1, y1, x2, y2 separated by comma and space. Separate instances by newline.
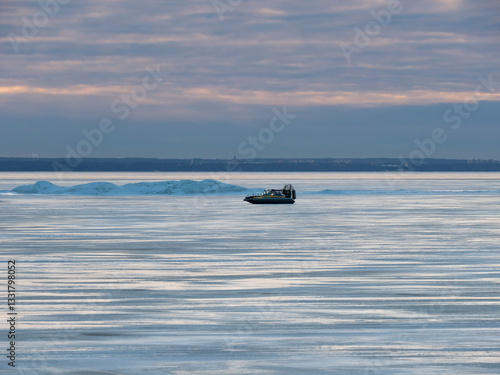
244, 184, 296, 204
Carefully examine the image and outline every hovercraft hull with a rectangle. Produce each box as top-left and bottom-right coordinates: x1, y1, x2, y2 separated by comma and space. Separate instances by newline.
244, 197, 295, 204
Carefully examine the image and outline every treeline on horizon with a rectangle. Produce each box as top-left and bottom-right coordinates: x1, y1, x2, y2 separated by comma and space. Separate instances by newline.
1, 157, 500, 172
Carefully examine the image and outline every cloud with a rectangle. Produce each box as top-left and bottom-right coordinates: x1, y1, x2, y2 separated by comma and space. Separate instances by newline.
1, 0, 499, 158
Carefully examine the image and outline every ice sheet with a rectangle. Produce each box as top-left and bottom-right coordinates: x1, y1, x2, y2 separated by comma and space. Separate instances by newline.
1, 172, 499, 374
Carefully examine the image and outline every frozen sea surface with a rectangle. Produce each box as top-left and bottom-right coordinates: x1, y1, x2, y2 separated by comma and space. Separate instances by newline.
1, 172, 499, 374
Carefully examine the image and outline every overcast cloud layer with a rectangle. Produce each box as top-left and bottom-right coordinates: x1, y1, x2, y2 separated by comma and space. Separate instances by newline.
1, 0, 499, 159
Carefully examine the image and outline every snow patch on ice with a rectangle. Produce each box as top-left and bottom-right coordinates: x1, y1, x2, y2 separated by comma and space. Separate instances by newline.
10, 179, 248, 196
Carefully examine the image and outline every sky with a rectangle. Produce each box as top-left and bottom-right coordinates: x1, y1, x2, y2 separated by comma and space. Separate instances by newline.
1, 0, 499, 160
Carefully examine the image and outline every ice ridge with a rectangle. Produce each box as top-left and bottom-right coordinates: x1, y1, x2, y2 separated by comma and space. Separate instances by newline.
10, 179, 248, 196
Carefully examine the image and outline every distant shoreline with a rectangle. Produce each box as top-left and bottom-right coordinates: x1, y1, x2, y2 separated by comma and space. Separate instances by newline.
1, 157, 500, 172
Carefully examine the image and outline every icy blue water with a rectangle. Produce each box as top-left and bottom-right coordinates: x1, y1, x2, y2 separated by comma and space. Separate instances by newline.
1, 172, 499, 374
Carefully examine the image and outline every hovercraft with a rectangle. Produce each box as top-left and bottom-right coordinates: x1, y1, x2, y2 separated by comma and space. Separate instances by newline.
244, 184, 296, 204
